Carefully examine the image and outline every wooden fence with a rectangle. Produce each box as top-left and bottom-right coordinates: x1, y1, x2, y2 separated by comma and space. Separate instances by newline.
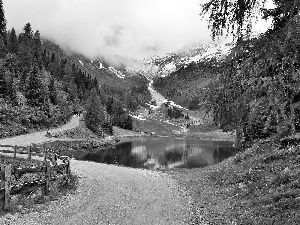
0, 144, 70, 210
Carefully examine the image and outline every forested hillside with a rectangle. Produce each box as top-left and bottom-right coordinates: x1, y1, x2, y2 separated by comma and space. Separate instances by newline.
172, 2, 300, 224
0, 1, 150, 138
155, 0, 300, 149
201, 0, 300, 148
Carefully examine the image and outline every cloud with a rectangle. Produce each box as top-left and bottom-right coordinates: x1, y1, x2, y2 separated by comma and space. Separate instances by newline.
4, 0, 212, 62
3, 0, 268, 64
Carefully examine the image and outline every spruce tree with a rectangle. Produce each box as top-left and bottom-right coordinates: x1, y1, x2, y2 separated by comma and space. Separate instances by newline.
18, 23, 33, 44
0, 35, 6, 58
23, 22, 33, 39
33, 30, 42, 65
6, 76, 17, 104
26, 63, 44, 107
49, 78, 58, 105
0, 0, 6, 38
7, 28, 18, 54
0, 64, 6, 99
85, 88, 105, 134
18, 37, 33, 76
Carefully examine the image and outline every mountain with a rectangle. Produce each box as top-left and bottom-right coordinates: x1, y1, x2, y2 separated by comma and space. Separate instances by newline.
42, 39, 233, 113
140, 42, 233, 78
141, 42, 234, 109
79, 41, 233, 110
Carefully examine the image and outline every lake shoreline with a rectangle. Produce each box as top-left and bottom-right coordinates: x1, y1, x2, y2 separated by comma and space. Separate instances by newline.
114, 125, 236, 142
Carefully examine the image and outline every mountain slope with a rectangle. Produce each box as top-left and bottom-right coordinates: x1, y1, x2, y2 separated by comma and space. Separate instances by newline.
41, 40, 149, 92
153, 57, 222, 109
141, 42, 232, 78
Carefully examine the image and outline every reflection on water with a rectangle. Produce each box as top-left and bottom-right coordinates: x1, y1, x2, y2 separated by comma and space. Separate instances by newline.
65, 137, 237, 170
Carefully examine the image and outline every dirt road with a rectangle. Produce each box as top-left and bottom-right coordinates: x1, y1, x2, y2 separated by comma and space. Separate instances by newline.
0, 115, 81, 147
1, 160, 194, 225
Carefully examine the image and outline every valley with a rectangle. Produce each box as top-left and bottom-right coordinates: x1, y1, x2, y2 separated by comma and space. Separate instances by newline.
1, 0, 300, 223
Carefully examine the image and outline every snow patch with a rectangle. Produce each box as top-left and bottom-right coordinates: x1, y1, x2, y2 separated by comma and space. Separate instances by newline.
168, 101, 188, 110
108, 67, 125, 79
145, 103, 160, 110
130, 114, 146, 121
185, 44, 232, 64
95, 62, 103, 69
164, 62, 176, 73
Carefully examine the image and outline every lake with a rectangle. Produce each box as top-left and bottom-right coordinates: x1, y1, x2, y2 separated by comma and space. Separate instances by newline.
66, 137, 237, 170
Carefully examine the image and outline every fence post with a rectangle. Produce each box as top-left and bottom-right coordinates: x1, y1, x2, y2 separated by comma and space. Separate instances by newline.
0, 165, 4, 189
45, 161, 50, 196
52, 154, 57, 167
44, 149, 47, 162
27, 146, 31, 160
0, 165, 4, 208
14, 145, 17, 159
51, 154, 57, 177
4, 165, 11, 210
66, 160, 71, 175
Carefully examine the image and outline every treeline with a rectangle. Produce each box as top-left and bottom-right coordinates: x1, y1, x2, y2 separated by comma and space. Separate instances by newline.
202, 1, 300, 148
0, 2, 146, 137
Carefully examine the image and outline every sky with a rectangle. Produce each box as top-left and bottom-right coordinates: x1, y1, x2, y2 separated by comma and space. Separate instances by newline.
3, 0, 271, 62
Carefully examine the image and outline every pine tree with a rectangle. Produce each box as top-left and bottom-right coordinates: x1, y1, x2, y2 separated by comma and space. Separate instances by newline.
7, 28, 18, 54
6, 75, 17, 104
85, 88, 105, 134
93, 77, 99, 93
18, 37, 33, 76
0, 0, 6, 38
23, 22, 33, 39
0, 35, 6, 58
125, 92, 138, 112
49, 78, 58, 105
18, 23, 33, 44
26, 63, 44, 107
63, 64, 74, 82
0, 64, 7, 99
33, 30, 42, 65
67, 80, 78, 101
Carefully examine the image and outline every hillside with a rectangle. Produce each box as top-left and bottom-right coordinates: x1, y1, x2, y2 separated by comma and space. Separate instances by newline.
41, 39, 151, 101
153, 58, 220, 109
0, 21, 151, 139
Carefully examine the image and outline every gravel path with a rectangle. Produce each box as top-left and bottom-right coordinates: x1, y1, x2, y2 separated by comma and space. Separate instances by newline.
0, 115, 81, 147
1, 160, 193, 225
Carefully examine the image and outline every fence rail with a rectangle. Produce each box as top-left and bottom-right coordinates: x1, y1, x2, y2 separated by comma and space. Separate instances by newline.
0, 144, 71, 210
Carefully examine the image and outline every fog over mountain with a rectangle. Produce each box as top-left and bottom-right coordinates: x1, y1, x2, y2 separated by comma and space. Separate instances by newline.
3, 0, 271, 66
3, 0, 212, 62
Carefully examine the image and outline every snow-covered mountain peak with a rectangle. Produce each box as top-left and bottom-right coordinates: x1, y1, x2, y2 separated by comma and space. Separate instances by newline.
139, 41, 233, 78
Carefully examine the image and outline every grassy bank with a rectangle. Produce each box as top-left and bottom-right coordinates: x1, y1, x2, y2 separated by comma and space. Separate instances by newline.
169, 138, 300, 224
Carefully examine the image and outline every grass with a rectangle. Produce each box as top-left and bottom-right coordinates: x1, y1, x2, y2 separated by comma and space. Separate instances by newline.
169, 138, 300, 224
133, 114, 183, 136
